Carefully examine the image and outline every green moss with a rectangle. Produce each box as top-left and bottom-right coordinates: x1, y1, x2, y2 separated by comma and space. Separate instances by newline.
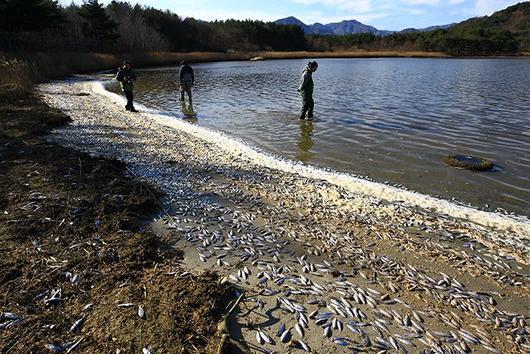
443, 155, 494, 171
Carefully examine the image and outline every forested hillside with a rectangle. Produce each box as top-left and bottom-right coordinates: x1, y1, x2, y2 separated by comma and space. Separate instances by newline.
0, 0, 307, 52
309, 2, 530, 55
0, 0, 528, 55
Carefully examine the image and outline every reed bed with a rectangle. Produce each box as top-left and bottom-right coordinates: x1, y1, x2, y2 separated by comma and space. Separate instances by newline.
0, 57, 38, 92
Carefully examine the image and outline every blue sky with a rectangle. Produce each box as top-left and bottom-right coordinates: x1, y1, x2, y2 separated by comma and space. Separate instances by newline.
60, 0, 525, 30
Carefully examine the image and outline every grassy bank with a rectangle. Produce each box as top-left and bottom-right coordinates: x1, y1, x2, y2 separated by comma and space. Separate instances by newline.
0, 89, 232, 352
1, 50, 451, 91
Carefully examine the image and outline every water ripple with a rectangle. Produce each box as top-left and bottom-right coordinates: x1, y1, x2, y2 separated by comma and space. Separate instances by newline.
108, 58, 530, 216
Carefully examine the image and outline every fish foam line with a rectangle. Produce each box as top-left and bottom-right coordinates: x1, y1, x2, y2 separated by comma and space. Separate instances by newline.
92, 80, 530, 238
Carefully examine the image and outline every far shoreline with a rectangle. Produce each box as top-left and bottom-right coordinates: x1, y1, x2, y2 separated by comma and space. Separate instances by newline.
247, 51, 530, 60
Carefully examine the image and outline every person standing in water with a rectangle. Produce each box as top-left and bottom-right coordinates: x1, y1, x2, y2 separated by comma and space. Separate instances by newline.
179, 61, 195, 104
115, 61, 138, 112
298, 61, 318, 120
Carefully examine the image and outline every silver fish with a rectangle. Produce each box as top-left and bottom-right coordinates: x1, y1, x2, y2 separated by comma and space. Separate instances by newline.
70, 318, 84, 332
295, 323, 305, 338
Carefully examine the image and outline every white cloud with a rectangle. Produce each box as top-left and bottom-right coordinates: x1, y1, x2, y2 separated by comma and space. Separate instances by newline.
473, 0, 521, 16
401, 0, 440, 4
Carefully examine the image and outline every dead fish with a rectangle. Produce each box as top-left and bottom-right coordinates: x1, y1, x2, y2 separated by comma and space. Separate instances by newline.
346, 323, 362, 335
256, 330, 264, 345
334, 337, 349, 346
276, 324, 286, 337
362, 334, 372, 347
0, 312, 19, 321
336, 319, 343, 332
138, 305, 145, 318
482, 345, 501, 353
280, 329, 291, 343
332, 317, 338, 329
259, 330, 273, 344
117, 303, 134, 308
298, 339, 311, 352
389, 336, 399, 350
298, 312, 308, 326
82, 303, 93, 312
412, 311, 424, 323
324, 325, 332, 338
315, 318, 328, 325
45, 344, 64, 353
70, 318, 84, 332
295, 323, 305, 337
459, 330, 480, 345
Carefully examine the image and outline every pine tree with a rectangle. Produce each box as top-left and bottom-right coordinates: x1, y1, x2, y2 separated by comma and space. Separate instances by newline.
78, 0, 120, 45
0, 0, 63, 32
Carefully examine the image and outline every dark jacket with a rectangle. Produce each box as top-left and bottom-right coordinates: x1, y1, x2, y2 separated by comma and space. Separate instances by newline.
179, 64, 194, 84
116, 67, 137, 92
299, 68, 313, 98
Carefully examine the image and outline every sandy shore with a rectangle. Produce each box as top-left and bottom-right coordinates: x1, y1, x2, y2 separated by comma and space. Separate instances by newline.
38, 77, 529, 353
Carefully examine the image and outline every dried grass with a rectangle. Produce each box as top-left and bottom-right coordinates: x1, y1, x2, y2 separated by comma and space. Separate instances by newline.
0, 57, 39, 92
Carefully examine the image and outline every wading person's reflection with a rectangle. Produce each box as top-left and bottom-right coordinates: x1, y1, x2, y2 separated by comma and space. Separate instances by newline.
296, 121, 314, 162
180, 100, 197, 123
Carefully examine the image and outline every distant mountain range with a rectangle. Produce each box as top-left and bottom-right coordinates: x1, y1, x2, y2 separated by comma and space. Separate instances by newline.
274, 16, 454, 36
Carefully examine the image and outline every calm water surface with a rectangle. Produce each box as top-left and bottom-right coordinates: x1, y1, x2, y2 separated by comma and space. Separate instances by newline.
108, 58, 530, 217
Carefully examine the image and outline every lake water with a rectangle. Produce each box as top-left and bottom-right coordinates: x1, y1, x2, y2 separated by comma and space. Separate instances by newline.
107, 58, 530, 217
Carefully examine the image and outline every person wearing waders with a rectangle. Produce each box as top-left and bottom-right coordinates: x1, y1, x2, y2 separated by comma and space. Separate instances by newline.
116, 61, 138, 112
298, 61, 318, 120
179, 61, 195, 104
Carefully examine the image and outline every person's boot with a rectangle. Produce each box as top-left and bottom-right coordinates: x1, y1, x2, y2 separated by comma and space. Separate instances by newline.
307, 106, 314, 120
130, 107, 139, 113
300, 110, 307, 120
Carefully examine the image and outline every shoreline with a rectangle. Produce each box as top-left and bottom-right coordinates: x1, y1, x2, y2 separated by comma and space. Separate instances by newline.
92, 80, 530, 240
250, 51, 530, 60
34, 76, 530, 353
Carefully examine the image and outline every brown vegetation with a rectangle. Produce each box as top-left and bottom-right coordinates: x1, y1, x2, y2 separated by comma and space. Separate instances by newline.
0, 89, 232, 353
